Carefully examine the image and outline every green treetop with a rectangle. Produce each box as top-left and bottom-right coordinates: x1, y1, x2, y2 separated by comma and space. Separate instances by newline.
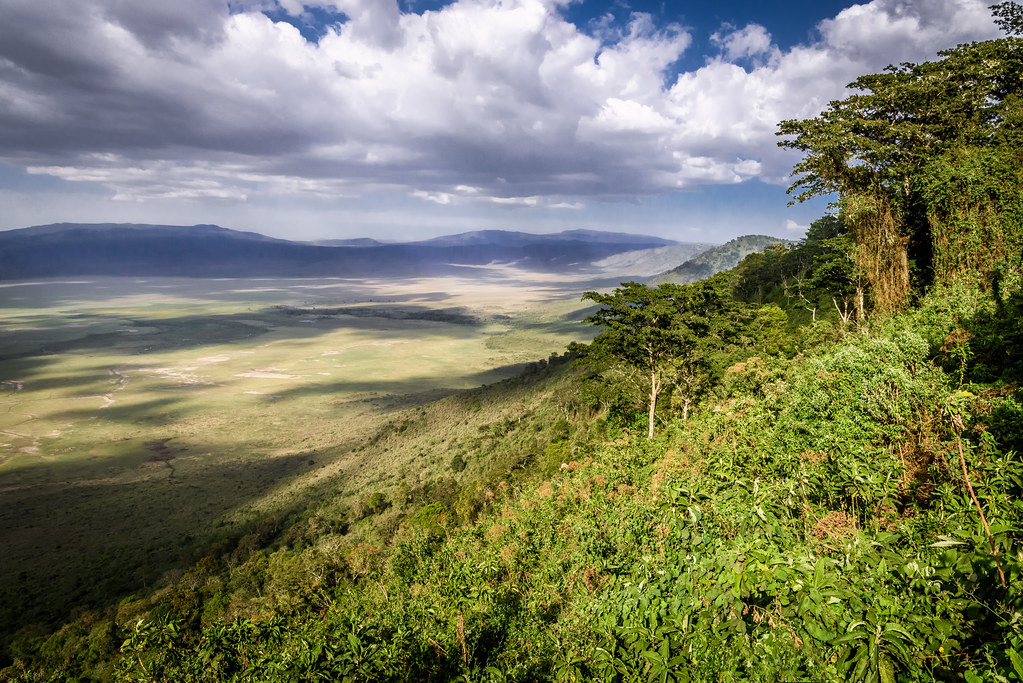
778, 4, 1023, 312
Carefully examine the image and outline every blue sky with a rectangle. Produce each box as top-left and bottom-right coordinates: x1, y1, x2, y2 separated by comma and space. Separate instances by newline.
0, 0, 1001, 243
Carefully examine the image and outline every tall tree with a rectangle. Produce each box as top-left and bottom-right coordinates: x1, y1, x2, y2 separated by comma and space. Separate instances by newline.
581, 282, 710, 438
798, 215, 860, 322
778, 10, 1023, 309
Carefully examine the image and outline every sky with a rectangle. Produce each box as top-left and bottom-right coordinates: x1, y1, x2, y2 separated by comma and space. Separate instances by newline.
0, 0, 1002, 244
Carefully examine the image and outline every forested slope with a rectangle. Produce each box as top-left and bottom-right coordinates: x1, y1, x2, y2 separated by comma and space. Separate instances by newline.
648, 235, 790, 286
9, 244, 1019, 683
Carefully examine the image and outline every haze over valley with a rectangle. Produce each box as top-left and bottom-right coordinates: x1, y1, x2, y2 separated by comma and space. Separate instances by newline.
0, 223, 772, 652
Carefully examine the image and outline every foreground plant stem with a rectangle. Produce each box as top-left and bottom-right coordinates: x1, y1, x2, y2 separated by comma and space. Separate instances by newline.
955, 431, 1008, 588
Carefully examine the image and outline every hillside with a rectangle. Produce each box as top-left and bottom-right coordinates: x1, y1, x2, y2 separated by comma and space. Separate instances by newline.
308, 238, 387, 247
0, 224, 677, 280
408, 229, 677, 248
648, 234, 791, 285
7, 263, 1020, 682
590, 242, 714, 278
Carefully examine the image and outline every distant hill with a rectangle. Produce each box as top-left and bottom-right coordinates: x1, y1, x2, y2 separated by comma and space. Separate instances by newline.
592, 243, 714, 278
0, 223, 344, 280
0, 223, 678, 280
648, 235, 792, 285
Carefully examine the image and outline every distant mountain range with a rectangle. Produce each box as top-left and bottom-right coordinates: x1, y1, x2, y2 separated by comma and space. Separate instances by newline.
0, 223, 684, 280
408, 229, 677, 249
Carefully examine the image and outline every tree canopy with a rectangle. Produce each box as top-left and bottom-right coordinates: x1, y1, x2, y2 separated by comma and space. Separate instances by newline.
580, 277, 773, 438
778, 6, 1023, 313
581, 282, 709, 439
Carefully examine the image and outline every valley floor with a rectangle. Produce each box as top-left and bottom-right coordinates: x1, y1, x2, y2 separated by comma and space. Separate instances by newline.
0, 268, 605, 652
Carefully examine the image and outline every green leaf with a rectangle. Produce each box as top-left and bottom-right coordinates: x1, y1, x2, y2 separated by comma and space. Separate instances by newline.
832, 630, 867, 647
814, 558, 827, 587
1009, 648, 1023, 680
882, 623, 916, 642
802, 620, 831, 642
851, 651, 871, 682
878, 655, 896, 683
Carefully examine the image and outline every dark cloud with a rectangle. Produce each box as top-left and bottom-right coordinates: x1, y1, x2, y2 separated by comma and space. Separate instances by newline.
0, 0, 1001, 206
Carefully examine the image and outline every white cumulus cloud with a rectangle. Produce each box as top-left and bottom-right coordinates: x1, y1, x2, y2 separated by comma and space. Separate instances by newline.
711, 24, 776, 62
0, 0, 1002, 210
784, 218, 809, 233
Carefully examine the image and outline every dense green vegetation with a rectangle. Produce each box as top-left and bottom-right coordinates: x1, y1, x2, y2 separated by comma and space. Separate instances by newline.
4, 8, 1023, 683
6, 251, 1019, 682
779, 4, 1023, 313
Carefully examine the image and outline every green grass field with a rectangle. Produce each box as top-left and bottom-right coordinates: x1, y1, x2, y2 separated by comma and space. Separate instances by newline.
0, 272, 600, 637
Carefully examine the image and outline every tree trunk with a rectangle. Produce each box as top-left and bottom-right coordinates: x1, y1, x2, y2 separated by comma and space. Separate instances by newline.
648, 369, 660, 440
847, 190, 909, 315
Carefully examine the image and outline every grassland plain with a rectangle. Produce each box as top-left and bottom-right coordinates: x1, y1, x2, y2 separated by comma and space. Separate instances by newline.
0, 269, 603, 646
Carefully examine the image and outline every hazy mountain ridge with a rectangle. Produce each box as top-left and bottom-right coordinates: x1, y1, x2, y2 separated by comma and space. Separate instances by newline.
648, 234, 793, 285
592, 242, 714, 277
2, 222, 286, 242
0, 223, 681, 280
409, 229, 678, 248
309, 238, 386, 247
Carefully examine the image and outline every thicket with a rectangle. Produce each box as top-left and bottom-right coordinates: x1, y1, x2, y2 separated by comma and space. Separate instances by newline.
779, 4, 1023, 312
